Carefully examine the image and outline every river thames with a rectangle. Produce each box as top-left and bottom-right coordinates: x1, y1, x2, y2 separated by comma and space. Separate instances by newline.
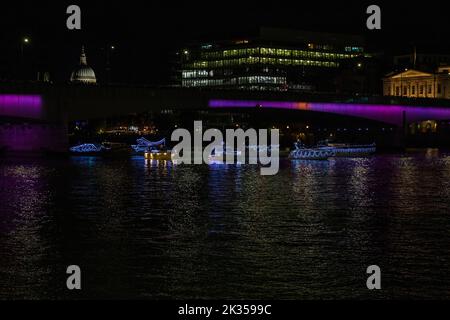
1, 150, 450, 299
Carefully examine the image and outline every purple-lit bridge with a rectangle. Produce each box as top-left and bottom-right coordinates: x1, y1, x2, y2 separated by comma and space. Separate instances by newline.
208, 99, 450, 127
2, 85, 450, 152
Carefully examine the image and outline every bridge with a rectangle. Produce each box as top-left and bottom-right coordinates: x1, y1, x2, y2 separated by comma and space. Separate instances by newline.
2, 82, 450, 152
208, 99, 450, 126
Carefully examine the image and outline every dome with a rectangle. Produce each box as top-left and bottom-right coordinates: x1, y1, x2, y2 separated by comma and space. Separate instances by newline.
70, 46, 96, 84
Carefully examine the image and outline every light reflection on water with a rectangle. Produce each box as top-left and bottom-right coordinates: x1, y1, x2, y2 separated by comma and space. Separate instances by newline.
1, 152, 450, 299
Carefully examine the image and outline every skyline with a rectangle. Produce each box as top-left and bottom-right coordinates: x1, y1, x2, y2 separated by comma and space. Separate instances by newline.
2, 1, 450, 84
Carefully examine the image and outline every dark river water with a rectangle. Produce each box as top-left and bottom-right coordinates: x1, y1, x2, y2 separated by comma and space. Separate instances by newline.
1, 150, 450, 299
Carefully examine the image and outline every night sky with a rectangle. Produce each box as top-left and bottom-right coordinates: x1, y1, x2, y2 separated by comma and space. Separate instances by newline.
1, 0, 450, 84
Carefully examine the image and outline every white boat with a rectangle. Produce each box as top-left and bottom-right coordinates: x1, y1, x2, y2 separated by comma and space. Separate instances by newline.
317, 141, 376, 157
289, 142, 334, 160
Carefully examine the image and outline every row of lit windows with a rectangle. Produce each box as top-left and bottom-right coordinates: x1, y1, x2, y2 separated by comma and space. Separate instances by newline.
182, 76, 286, 87
182, 70, 210, 78
237, 76, 286, 84
185, 58, 340, 69
344, 46, 364, 53
260, 58, 339, 67
199, 47, 358, 60
182, 68, 289, 79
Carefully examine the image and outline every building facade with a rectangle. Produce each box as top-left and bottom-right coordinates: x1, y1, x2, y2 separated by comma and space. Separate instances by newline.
177, 27, 366, 92
383, 66, 450, 99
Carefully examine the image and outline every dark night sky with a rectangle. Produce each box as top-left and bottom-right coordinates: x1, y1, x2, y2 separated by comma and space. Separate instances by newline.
1, 0, 450, 84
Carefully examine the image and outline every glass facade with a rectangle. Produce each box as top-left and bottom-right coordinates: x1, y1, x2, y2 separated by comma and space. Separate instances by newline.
178, 30, 365, 92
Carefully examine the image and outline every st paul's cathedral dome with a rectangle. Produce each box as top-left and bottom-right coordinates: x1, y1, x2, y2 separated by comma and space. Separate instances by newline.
70, 46, 96, 84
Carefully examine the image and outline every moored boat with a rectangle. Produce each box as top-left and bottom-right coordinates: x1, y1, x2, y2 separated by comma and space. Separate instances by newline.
131, 137, 166, 153
289, 142, 334, 160
132, 137, 172, 160
144, 150, 172, 160
317, 141, 376, 157
70, 143, 110, 155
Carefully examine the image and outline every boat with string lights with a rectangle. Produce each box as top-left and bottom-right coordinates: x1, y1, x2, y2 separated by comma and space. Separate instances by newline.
70, 143, 110, 155
131, 137, 166, 153
317, 141, 376, 157
289, 142, 334, 160
131, 137, 172, 160
69, 142, 130, 156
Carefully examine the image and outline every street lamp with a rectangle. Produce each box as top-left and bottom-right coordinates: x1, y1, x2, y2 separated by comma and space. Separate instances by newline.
20, 37, 31, 80
105, 44, 116, 84
20, 37, 30, 57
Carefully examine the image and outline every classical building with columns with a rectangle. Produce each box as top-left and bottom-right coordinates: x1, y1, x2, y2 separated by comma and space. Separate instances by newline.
383, 66, 450, 99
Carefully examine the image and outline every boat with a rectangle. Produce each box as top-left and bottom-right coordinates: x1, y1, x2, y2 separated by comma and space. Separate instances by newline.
289, 142, 334, 160
131, 137, 172, 160
70, 143, 111, 155
317, 141, 376, 157
131, 137, 166, 153
144, 150, 172, 161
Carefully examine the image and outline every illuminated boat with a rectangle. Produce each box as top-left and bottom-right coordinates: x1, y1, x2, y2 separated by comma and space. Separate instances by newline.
131, 137, 166, 153
206, 145, 243, 163
289, 142, 334, 160
70, 143, 110, 154
317, 141, 376, 157
144, 150, 172, 160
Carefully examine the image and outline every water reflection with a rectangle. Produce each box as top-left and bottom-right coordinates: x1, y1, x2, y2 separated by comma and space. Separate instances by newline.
1, 153, 450, 299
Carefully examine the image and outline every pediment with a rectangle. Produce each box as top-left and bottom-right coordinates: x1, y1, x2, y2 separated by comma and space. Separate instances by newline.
390, 69, 433, 79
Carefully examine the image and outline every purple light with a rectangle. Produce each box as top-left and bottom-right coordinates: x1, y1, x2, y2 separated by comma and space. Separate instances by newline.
0, 94, 43, 119
209, 99, 450, 126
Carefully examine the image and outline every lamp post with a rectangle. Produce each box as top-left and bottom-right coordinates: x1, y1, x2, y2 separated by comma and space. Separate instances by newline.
20, 37, 30, 57
105, 44, 115, 84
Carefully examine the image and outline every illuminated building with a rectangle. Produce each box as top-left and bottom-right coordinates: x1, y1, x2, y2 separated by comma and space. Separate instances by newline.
177, 27, 366, 92
383, 66, 450, 99
70, 46, 97, 84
